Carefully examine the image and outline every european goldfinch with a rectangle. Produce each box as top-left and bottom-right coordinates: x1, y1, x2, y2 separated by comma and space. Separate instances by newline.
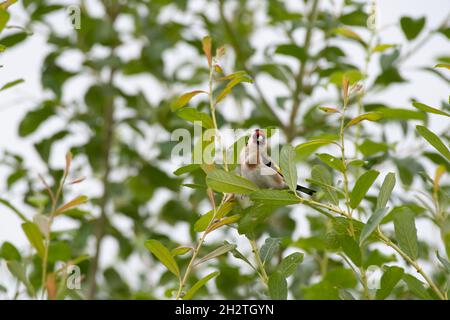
239, 129, 315, 196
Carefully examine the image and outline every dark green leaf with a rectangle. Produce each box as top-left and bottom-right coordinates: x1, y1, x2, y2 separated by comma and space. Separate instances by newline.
206, 170, 258, 194
277, 252, 304, 277
260, 238, 281, 265
280, 145, 297, 192
376, 266, 404, 300
394, 208, 419, 260
416, 125, 450, 161
183, 271, 220, 300
145, 239, 180, 278
400, 16, 425, 40
360, 207, 389, 244
268, 272, 287, 300
376, 172, 396, 210
350, 170, 379, 209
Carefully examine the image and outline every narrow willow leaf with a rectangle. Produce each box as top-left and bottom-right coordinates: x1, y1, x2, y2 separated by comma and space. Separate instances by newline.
21, 222, 45, 258
55, 195, 88, 216
310, 165, 339, 205
226, 243, 257, 272
171, 246, 193, 257
350, 170, 379, 209
145, 240, 180, 278
402, 274, 432, 300
260, 238, 281, 264
316, 153, 345, 172
394, 208, 419, 260
436, 251, 450, 274
183, 271, 220, 300
250, 190, 301, 206
173, 164, 201, 176
0, 8, 10, 33
372, 44, 396, 53
268, 272, 287, 300
208, 215, 240, 233
434, 63, 450, 70
194, 210, 213, 232
195, 243, 236, 266
176, 108, 214, 129
0, 198, 28, 222
215, 201, 235, 219
0, 78, 24, 91
206, 170, 258, 194
215, 75, 253, 104
277, 252, 304, 277
376, 266, 404, 300
170, 90, 207, 111
332, 27, 365, 44
412, 101, 450, 117
416, 125, 450, 161
359, 207, 389, 244
346, 112, 383, 127
7, 261, 35, 297
376, 172, 396, 210
295, 139, 335, 154
280, 145, 297, 192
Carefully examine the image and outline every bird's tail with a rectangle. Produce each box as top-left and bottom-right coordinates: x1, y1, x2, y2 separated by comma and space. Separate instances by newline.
296, 185, 316, 196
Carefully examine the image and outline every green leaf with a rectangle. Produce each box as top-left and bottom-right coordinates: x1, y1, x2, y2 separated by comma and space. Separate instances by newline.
18, 102, 55, 137
310, 165, 339, 205
394, 208, 419, 260
260, 238, 281, 264
183, 271, 220, 300
215, 74, 253, 104
416, 125, 450, 161
277, 252, 304, 277
376, 266, 404, 300
250, 189, 301, 206
400, 16, 425, 40
402, 274, 432, 300
341, 236, 362, 266
275, 44, 306, 61
55, 195, 88, 216
7, 261, 35, 297
145, 240, 180, 278
173, 164, 201, 176
372, 44, 396, 53
376, 172, 396, 211
0, 241, 21, 261
359, 207, 389, 244
176, 108, 214, 129
171, 246, 193, 257
0, 198, 28, 222
412, 101, 450, 117
375, 107, 426, 121
0, 78, 24, 91
436, 251, 450, 274
346, 112, 383, 127
434, 63, 450, 70
171, 90, 207, 111
350, 170, 379, 209
21, 222, 45, 258
0, 8, 9, 33
317, 153, 345, 172
195, 243, 236, 266
206, 170, 258, 194
280, 145, 297, 192
295, 139, 335, 156
268, 272, 287, 300
332, 27, 365, 45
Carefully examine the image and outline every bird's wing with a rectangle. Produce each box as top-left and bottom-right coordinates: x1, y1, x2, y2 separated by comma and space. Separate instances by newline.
261, 154, 284, 177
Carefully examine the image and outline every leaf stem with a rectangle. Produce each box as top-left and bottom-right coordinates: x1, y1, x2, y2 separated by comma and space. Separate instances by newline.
249, 239, 269, 285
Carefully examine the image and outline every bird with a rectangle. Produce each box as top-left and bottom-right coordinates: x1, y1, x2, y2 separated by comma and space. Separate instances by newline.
239, 128, 316, 196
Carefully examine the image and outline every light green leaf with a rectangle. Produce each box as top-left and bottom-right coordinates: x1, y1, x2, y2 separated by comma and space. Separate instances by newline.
268, 272, 287, 300
250, 189, 301, 206
21, 222, 45, 258
376, 172, 396, 211
183, 271, 220, 300
434, 63, 450, 70
412, 101, 450, 117
0, 8, 10, 33
359, 207, 389, 244
280, 145, 297, 192
346, 112, 383, 127
7, 261, 35, 297
0, 241, 21, 261
402, 274, 432, 300
310, 165, 339, 205
376, 266, 404, 300
350, 170, 379, 209
317, 153, 345, 172
206, 169, 258, 194
295, 139, 335, 155
332, 27, 365, 44
171, 90, 207, 111
195, 243, 236, 266
436, 251, 450, 274
173, 164, 201, 176
372, 44, 396, 53
277, 252, 304, 278
394, 208, 419, 260
145, 239, 180, 278
215, 74, 253, 104
55, 195, 88, 216
416, 125, 450, 161
260, 238, 281, 264
171, 246, 193, 257
0, 78, 24, 91
176, 108, 214, 129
